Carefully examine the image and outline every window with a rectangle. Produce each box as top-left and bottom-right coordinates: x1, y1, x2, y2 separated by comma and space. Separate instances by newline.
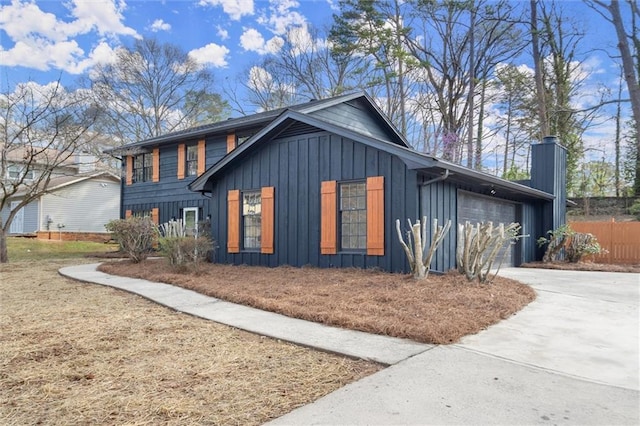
183, 207, 198, 236
186, 144, 198, 177
242, 191, 262, 250
133, 153, 153, 183
321, 176, 384, 256
7, 165, 34, 181
339, 182, 367, 250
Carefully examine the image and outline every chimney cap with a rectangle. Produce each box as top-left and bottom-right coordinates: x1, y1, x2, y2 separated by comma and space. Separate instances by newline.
543, 135, 558, 144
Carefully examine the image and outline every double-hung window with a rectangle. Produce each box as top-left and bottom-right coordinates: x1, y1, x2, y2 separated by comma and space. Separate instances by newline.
186, 144, 198, 177
133, 153, 153, 183
242, 191, 262, 250
339, 182, 367, 250
321, 176, 384, 256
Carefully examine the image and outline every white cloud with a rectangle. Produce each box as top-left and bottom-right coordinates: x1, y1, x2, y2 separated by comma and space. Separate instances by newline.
216, 25, 229, 40
199, 0, 254, 21
0, 0, 138, 74
189, 43, 230, 67
67, 0, 138, 38
248, 66, 272, 91
239, 28, 283, 55
265, 36, 284, 54
257, 0, 306, 35
149, 19, 171, 32
240, 28, 265, 52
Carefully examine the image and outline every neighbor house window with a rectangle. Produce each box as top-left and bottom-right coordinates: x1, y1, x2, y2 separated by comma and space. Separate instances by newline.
242, 191, 262, 250
133, 153, 153, 183
186, 144, 198, 177
339, 181, 367, 250
7, 165, 34, 181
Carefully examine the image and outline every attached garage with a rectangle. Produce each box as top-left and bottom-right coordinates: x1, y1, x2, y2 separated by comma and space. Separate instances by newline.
457, 191, 520, 267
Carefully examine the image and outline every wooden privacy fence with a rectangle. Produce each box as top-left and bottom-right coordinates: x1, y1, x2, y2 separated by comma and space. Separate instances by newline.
569, 220, 640, 265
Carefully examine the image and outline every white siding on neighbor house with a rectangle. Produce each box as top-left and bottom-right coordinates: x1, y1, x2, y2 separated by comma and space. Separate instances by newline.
41, 177, 120, 232
1, 198, 40, 235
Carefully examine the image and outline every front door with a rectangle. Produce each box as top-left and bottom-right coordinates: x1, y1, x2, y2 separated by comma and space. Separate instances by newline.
183, 207, 198, 236
9, 201, 24, 234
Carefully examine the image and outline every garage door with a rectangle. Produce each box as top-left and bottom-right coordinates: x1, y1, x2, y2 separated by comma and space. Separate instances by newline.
457, 191, 517, 267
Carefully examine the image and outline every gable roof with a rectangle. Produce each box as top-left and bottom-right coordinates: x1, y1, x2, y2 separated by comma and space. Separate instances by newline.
12, 171, 120, 198
188, 110, 554, 202
105, 91, 408, 155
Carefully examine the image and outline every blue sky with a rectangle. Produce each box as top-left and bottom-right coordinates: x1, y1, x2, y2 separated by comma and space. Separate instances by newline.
0, 0, 337, 91
0, 0, 633, 167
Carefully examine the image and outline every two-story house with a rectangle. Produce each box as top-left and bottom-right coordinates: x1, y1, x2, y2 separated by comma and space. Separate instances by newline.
1, 147, 120, 241
108, 92, 566, 273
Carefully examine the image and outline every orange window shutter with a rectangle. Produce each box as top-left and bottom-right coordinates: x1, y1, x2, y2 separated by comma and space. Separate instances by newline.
197, 139, 206, 176
367, 176, 385, 256
226, 133, 236, 153
227, 190, 241, 253
320, 180, 337, 255
125, 156, 133, 185
177, 143, 185, 179
152, 148, 160, 182
125, 209, 132, 219
261, 186, 275, 254
151, 207, 159, 225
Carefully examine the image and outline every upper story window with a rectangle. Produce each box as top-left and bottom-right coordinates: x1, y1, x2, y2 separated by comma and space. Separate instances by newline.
339, 181, 367, 250
242, 191, 262, 250
7, 165, 34, 181
186, 144, 198, 177
133, 153, 153, 183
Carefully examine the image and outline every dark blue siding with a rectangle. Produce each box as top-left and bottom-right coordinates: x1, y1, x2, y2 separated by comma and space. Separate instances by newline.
121, 135, 227, 223
209, 131, 417, 272
419, 180, 458, 272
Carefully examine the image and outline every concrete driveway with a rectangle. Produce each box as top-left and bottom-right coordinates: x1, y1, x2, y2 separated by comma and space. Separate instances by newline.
269, 269, 640, 425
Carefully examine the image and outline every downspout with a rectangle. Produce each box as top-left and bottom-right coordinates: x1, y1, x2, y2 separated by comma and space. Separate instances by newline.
421, 169, 450, 186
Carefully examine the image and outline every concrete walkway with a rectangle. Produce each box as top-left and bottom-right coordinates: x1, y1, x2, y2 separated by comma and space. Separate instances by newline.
60, 264, 640, 425
58, 263, 431, 365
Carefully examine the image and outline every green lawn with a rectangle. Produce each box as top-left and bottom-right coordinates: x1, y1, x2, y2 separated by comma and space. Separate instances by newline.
6, 237, 118, 261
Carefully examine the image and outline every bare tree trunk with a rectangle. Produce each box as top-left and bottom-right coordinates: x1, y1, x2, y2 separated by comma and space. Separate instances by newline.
530, 0, 549, 139
467, 5, 476, 168
0, 227, 7, 264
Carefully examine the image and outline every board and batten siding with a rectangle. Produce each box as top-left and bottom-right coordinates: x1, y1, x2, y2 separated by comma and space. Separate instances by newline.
309, 101, 395, 144
122, 134, 227, 223
208, 130, 417, 273
41, 178, 120, 232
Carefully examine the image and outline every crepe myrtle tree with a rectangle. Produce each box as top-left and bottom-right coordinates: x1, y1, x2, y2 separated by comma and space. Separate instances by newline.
0, 81, 98, 263
396, 217, 452, 279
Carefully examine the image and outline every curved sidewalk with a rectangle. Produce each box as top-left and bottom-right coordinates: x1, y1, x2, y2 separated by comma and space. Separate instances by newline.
58, 263, 432, 366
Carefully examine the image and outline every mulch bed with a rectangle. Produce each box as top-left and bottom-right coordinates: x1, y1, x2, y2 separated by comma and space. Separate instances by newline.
98, 260, 536, 345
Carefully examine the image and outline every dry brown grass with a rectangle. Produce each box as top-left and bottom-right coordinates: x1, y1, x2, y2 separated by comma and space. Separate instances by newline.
0, 260, 381, 425
98, 260, 536, 345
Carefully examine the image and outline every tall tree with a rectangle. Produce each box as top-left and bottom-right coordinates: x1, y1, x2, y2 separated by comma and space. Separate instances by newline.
587, 0, 640, 195
233, 25, 371, 113
406, 0, 525, 163
331, 0, 414, 135
87, 38, 228, 146
0, 81, 98, 262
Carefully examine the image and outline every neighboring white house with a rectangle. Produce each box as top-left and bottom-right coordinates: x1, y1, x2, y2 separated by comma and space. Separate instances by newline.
2, 171, 120, 237
1, 148, 121, 239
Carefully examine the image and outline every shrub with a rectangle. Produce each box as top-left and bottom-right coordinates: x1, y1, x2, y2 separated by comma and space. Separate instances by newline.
565, 233, 606, 263
537, 224, 607, 263
105, 217, 157, 263
158, 236, 213, 271
157, 219, 215, 271
537, 224, 573, 263
629, 200, 640, 220
456, 221, 522, 283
